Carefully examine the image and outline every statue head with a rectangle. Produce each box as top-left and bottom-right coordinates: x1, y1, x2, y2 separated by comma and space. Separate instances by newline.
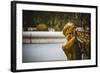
63, 22, 76, 41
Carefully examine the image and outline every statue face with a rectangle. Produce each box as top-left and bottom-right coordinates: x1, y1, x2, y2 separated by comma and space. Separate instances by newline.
65, 30, 73, 41
63, 22, 76, 41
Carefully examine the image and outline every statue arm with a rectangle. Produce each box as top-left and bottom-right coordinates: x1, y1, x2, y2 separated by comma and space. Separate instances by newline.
63, 36, 76, 49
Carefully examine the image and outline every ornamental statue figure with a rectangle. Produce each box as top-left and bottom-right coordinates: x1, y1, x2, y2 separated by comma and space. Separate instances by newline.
62, 22, 82, 60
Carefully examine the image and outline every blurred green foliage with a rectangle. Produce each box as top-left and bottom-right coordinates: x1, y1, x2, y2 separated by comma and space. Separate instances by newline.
23, 10, 90, 31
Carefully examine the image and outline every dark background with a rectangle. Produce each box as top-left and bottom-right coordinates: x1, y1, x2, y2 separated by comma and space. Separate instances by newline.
23, 10, 91, 31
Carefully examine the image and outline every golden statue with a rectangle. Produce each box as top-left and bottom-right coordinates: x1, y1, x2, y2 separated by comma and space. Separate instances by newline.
62, 22, 81, 60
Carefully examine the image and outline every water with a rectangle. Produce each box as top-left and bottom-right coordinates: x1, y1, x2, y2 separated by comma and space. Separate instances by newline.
23, 43, 67, 63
